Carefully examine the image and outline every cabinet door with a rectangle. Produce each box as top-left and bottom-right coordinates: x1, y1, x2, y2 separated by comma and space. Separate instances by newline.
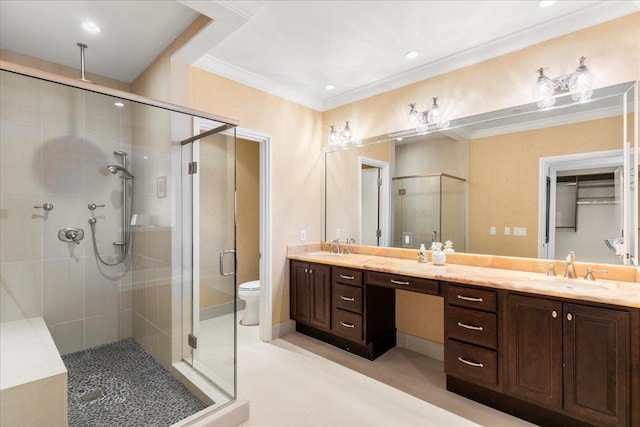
290, 261, 310, 324
309, 264, 331, 331
507, 294, 562, 409
564, 304, 629, 427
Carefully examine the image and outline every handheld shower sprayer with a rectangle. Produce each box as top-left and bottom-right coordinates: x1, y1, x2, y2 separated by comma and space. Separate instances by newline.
107, 165, 134, 179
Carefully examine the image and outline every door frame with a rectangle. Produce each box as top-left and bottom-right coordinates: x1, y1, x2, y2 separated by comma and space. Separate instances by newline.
194, 118, 273, 342
359, 156, 390, 247
538, 149, 623, 260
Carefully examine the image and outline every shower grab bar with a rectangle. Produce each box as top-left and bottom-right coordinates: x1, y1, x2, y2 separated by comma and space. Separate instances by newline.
219, 249, 237, 276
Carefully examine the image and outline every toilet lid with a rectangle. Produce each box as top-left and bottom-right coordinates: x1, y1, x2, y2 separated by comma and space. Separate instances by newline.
240, 280, 260, 291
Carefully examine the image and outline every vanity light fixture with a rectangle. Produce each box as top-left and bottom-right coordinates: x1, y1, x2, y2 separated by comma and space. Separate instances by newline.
533, 56, 593, 108
408, 97, 449, 131
328, 121, 353, 146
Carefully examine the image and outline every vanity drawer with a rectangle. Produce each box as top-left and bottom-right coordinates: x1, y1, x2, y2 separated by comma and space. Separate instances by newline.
447, 284, 496, 312
333, 267, 363, 287
366, 271, 439, 295
445, 339, 498, 387
447, 306, 497, 349
333, 283, 363, 314
332, 309, 363, 342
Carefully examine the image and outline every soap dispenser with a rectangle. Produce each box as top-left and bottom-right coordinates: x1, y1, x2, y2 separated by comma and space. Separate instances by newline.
432, 242, 446, 266
418, 244, 427, 263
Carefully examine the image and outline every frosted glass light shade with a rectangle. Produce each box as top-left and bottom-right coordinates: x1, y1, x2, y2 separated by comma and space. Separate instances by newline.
427, 98, 442, 124
533, 73, 556, 108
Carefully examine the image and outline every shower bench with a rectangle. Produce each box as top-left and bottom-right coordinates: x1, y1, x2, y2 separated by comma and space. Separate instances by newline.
0, 317, 67, 426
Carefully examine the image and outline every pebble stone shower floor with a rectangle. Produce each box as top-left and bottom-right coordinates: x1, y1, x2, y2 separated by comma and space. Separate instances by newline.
62, 338, 208, 426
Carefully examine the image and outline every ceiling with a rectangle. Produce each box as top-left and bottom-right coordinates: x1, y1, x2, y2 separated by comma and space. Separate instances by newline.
1, 1, 638, 111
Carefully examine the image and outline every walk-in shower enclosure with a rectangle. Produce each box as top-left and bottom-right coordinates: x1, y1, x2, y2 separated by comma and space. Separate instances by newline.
392, 173, 466, 251
0, 61, 239, 423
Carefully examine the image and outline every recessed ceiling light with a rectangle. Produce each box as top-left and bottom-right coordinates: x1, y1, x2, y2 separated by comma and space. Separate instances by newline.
82, 22, 101, 33
538, 0, 557, 8
324, 84, 335, 90
405, 51, 419, 59
114, 101, 124, 107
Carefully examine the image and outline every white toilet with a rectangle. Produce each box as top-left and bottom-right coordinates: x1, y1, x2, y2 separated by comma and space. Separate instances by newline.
238, 280, 260, 325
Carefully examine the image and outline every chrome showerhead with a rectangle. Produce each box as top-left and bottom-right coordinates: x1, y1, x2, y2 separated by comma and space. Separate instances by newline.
107, 165, 134, 179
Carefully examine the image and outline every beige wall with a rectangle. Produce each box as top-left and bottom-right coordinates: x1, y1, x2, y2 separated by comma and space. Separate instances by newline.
469, 115, 622, 258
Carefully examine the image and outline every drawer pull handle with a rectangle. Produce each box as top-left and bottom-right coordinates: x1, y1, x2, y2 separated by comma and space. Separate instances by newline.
457, 322, 483, 331
390, 279, 410, 285
340, 274, 355, 280
340, 321, 355, 329
457, 357, 484, 368
457, 295, 483, 302
340, 296, 355, 302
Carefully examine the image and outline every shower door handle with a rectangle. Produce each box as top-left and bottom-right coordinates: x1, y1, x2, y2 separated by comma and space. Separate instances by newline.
219, 249, 237, 276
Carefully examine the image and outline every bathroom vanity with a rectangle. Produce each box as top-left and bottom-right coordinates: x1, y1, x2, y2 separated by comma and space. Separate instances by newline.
288, 250, 640, 427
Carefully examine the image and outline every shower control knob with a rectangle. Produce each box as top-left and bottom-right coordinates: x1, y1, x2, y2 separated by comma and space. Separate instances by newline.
34, 203, 54, 211
88, 203, 105, 210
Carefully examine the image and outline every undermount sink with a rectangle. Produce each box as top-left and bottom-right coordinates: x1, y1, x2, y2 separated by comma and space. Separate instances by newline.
527, 275, 613, 292
305, 252, 343, 258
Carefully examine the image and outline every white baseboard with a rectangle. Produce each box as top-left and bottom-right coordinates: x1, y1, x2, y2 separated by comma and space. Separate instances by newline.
271, 319, 295, 339
396, 331, 444, 361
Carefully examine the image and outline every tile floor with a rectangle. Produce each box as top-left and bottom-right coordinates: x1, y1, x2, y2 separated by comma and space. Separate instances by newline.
201, 312, 537, 427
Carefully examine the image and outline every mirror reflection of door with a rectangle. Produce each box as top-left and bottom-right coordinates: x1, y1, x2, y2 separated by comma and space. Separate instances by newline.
542, 150, 627, 265
361, 165, 381, 246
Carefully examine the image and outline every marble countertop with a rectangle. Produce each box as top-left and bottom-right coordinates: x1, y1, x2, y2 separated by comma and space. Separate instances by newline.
288, 251, 640, 308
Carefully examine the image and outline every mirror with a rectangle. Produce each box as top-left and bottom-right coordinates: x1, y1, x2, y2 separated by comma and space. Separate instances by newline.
324, 81, 638, 266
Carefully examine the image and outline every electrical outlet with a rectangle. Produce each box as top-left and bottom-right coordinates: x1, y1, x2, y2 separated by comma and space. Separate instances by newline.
490, 226, 496, 235
403, 232, 412, 247
513, 227, 527, 236
335, 228, 341, 238
504, 227, 511, 236
300, 230, 306, 241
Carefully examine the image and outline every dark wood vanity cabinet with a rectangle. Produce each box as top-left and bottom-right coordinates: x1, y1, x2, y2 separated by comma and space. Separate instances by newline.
289, 260, 331, 331
507, 294, 632, 427
444, 284, 502, 392
290, 261, 396, 360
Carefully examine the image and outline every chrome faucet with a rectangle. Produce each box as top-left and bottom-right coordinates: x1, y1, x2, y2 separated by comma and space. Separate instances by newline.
564, 251, 577, 279
331, 239, 341, 254
343, 237, 356, 254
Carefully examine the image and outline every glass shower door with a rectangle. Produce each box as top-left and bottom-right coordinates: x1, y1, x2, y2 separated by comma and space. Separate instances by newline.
187, 128, 237, 403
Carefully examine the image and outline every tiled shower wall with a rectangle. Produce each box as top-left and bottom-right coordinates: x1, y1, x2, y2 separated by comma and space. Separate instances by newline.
129, 105, 177, 369
0, 70, 133, 354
